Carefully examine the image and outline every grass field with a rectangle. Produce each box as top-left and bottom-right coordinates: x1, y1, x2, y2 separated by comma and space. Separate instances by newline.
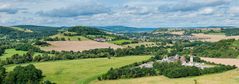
51, 33, 89, 41
6, 55, 151, 84
123, 42, 156, 48
0, 49, 49, 60
92, 69, 239, 84
110, 39, 132, 45
0, 49, 26, 59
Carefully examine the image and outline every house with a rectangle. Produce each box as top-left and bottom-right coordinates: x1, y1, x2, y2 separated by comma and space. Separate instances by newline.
94, 38, 106, 42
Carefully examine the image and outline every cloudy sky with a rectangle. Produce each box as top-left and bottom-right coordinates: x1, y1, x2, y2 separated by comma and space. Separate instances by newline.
0, 0, 239, 27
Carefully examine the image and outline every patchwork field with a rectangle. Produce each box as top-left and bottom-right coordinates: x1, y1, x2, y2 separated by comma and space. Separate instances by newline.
6, 55, 151, 84
43, 40, 123, 52
201, 57, 239, 67
192, 33, 239, 42
92, 69, 239, 84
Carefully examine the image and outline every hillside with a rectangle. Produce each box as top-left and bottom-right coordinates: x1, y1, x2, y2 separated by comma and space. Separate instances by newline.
0, 25, 61, 39
96, 26, 156, 33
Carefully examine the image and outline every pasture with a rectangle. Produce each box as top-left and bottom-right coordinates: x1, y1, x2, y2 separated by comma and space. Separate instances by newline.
92, 69, 239, 84
110, 39, 132, 45
51, 33, 89, 41
43, 40, 122, 52
0, 49, 49, 60
6, 55, 151, 84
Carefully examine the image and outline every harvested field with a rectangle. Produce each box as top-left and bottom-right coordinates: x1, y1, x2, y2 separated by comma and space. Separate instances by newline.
170, 31, 184, 35
201, 57, 239, 67
43, 40, 123, 52
192, 34, 239, 42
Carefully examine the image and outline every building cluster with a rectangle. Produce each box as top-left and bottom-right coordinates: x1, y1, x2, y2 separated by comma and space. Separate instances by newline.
139, 54, 208, 69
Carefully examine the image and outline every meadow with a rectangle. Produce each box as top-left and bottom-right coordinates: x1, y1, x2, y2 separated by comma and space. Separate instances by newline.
110, 39, 132, 45
51, 32, 89, 41
6, 55, 151, 84
0, 49, 52, 60
92, 69, 239, 84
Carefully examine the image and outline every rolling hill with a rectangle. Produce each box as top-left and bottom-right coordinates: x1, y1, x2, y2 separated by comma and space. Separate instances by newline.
96, 26, 157, 33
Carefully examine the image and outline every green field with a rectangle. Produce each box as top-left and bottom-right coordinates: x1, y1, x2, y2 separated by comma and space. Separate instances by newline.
6, 55, 151, 84
123, 42, 156, 47
92, 69, 239, 84
0, 49, 26, 59
110, 39, 132, 45
10, 27, 33, 32
0, 49, 49, 60
51, 33, 89, 41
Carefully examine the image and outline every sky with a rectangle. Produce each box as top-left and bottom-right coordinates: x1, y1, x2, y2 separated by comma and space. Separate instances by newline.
0, 0, 239, 27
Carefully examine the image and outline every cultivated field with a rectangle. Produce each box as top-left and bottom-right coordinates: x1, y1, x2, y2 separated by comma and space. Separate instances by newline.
6, 55, 151, 84
170, 31, 184, 35
92, 69, 239, 84
201, 57, 239, 67
192, 33, 239, 42
43, 40, 123, 52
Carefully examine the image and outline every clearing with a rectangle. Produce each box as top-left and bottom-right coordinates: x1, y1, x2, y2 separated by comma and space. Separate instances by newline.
92, 69, 239, 84
0, 49, 50, 60
201, 57, 239, 67
50, 32, 89, 41
6, 55, 151, 84
43, 40, 123, 52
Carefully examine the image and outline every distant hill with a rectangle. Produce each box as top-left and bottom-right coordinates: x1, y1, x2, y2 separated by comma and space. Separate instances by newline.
96, 26, 157, 33
0, 25, 62, 39
68, 26, 107, 35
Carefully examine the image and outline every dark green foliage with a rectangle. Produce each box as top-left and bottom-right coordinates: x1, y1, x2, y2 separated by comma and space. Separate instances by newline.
100, 67, 157, 80
3, 64, 44, 84
163, 66, 201, 78
68, 26, 106, 35
0, 65, 6, 84
34, 41, 50, 46
153, 62, 236, 78
0, 25, 60, 39
15, 44, 42, 52
0, 48, 5, 56
223, 28, 239, 36
193, 39, 239, 58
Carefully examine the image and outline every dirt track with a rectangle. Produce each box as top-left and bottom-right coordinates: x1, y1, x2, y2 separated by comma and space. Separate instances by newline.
43, 41, 122, 52
201, 57, 239, 67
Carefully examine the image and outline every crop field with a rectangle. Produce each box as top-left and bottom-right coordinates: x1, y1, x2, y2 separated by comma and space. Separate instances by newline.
201, 57, 239, 67
6, 55, 151, 84
43, 40, 122, 52
92, 69, 239, 84
192, 33, 239, 42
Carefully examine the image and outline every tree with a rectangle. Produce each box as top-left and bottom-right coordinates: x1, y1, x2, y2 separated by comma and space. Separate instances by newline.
0, 65, 6, 83
4, 64, 43, 84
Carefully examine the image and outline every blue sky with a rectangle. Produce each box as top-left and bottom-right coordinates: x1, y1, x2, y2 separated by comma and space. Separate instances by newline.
0, 0, 239, 27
